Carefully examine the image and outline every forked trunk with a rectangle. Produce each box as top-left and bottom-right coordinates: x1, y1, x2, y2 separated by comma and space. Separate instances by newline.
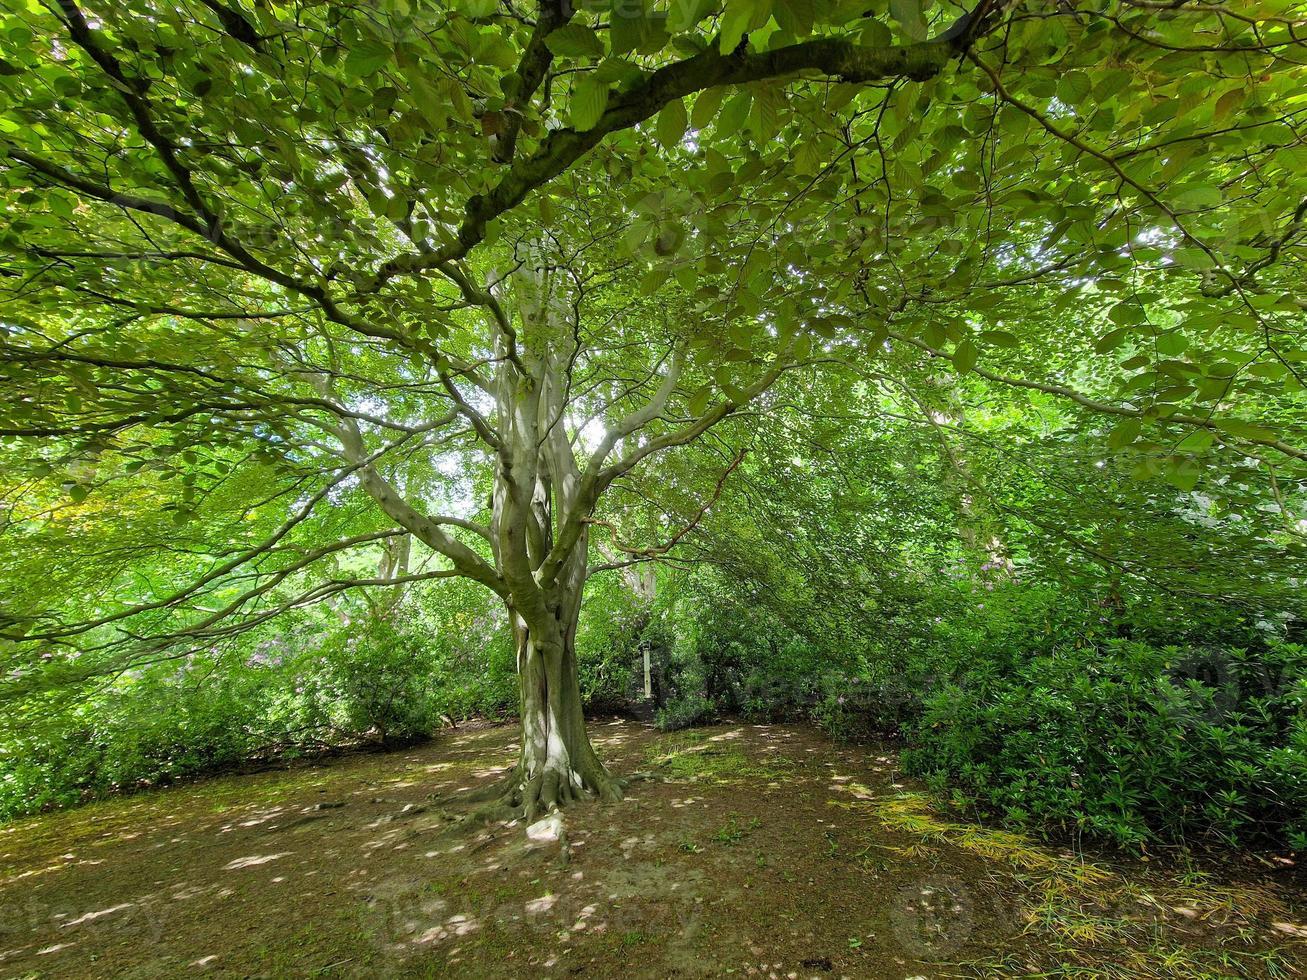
472, 248, 632, 822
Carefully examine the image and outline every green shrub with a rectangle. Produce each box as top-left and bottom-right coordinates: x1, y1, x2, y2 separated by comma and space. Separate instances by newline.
0, 587, 520, 820
811, 673, 923, 742
655, 693, 716, 731
320, 620, 441, 744
902, 639, 1307, 849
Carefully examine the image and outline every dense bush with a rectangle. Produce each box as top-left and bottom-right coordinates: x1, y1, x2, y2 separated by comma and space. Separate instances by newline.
5, 532, 1304, 853
0, 574, 659, 820
649, 571, 1307, 850
0, 585, 517, 820
903, 639, 1307, 849
574, 574, 644, 712
0, 661, 325, 818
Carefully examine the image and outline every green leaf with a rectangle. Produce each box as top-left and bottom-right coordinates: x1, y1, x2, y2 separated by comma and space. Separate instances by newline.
717, 92, 751, 134
343, 40, 392, 77
657, 98, 688, 148
460, 0, 498, 16
687, 384, 713, 416
719, 0, 770, 53
1155, 331, 1189, 356
570, 77, 609, 131
691, 87, 726, 130
654, 221, 686, 256
1094, 328, 1130, 353
545, 24, 604, 59
668, 0, 718, 33
1215, 418, 1276, 442
1162, 456, 1200, 492
889, 0, 927, 41
1107, 418, 1141, 450
1174, 185, 1223, 210
1108, 302, 1145, 326
980, 330, 1019, 348
1130, 458, 1159, 482
1213, 86, 1244, 122
1056, 70, 1092, 105
610, 0, 650, 54
773, 0, 815, 36
639, 266, 669, 295
1172, 248, 1215, 270
750, 86, 783, 141
623, 220, 651, 254
952, 339, 978, 374
1175, 429, 1215, 453
475, 32, 518, 69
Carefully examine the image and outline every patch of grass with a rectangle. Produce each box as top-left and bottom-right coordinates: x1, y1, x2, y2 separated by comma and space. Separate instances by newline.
646, 735, 794, 783
838, 790, 1110, 886
252, 913, 374, 976
710, 814, 762, 846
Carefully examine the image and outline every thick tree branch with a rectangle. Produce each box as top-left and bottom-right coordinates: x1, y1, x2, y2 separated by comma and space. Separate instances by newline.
364, 16, 986, 291
336, 418, 507, 597
493, 0, 573, 164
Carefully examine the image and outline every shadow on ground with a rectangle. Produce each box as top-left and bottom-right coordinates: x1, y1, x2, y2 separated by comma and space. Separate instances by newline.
1, 720, 1303, 978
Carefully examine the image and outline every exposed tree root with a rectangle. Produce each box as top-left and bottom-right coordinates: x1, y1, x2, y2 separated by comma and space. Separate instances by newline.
433, 761, 630, 827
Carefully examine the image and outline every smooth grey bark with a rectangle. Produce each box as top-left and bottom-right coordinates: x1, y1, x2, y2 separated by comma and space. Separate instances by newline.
504, 599, 624, 821
478, 253, 626, 818
335, 244, 787, 820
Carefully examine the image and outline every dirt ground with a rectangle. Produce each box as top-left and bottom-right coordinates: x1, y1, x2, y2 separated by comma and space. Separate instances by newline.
1, 720, 1304, 979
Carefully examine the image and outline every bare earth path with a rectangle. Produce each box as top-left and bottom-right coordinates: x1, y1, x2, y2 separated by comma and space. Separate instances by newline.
1, 721, 1304, 979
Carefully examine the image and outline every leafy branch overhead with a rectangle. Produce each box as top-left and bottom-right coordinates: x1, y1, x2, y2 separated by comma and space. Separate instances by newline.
0, 0, 1304, 698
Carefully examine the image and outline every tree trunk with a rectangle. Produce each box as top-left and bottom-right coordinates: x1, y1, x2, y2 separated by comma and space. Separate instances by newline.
338, 242, 776, 827
508, 610, 623, 821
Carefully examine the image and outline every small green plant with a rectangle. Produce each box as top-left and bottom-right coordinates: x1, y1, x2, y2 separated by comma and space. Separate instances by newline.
713, 817, 746, 845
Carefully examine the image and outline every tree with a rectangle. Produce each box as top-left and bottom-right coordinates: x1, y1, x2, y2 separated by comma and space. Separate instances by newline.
1, 0, 1304, 820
